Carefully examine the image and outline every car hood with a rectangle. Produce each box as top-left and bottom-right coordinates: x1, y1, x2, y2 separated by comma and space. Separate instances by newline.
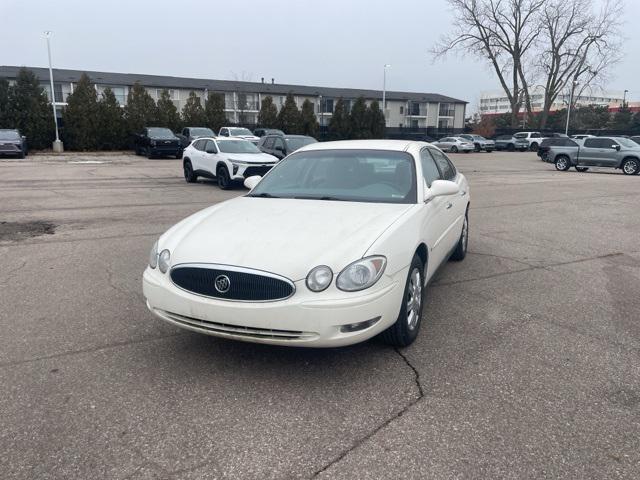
0, 139, 21, 144
224, 152, 278, 163
162, 197, 413, 280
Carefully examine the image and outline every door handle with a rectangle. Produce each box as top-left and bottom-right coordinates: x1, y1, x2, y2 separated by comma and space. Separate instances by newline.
460, 190, 467, 196
446, 202, 453, 209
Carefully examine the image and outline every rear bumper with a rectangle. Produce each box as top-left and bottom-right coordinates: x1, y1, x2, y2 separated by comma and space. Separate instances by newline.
143, 266, 407, 347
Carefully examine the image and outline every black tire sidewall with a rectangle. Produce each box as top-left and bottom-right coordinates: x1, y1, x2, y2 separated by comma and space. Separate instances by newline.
622, 159, 640, 175
217, 166, 230, 189
555, 156, 570, 171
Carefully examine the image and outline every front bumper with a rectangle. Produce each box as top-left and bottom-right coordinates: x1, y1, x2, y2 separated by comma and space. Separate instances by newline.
229, 162, 278, 180
143, 266, 406, 347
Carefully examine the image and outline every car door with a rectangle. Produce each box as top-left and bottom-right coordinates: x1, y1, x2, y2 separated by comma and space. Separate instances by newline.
273, 136, 286, 159
419, 147, 456, 276
581, 138, 612, 166
430, 148, 466, 255
201, 139, 220, 175
188, 139, 204, 171
600, 139, 622, 167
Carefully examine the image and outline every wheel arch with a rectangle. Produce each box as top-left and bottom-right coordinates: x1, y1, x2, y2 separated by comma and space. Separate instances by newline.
620, 156, 640, 168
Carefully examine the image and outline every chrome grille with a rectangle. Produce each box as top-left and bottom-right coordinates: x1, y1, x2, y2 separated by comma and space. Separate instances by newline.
170, 264, 295, 302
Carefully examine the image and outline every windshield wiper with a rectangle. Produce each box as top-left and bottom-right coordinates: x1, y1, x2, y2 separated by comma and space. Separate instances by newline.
248, 192, 281, 198
293, 195, 341, 201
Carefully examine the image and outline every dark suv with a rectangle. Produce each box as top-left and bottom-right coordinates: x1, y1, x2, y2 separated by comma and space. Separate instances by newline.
176, 127, 215, 148
254, 128, 284, 138
258, 134, 317, 159
0, 129, 27, 158
134, 127, 182, 158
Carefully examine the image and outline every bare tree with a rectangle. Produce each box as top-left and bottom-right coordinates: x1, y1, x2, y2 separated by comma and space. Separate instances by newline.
533, 0, 623, 128
433, 0, 544, 127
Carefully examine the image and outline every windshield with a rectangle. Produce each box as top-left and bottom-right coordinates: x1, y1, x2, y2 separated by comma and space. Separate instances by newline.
285, 136, 317, 151
514, 133, 527, 139
147, 127, 175, 139
229, 128, 253, 136
616, 138, 640, 148
217, 140, 261, 154
248, 149, 417, 204
190, 128, 214, 137
0, 131, 20, 140
497, 135, 512, 140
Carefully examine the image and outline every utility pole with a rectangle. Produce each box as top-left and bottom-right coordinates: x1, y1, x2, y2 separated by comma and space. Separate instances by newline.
382, 64, 391, 127
44, 31, 63, 152
565, 80, 579, 136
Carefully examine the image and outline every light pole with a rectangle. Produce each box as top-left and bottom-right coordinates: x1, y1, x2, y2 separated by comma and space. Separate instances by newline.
565, 80, 579, 136
44, 31, 63, 152
623, 89, 629, 108
382, 64, 391, 127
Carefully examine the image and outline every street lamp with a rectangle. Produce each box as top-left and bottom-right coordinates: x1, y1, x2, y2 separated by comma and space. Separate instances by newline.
623, 89, 629, 108
44, 31, 63, 152
565, 80, 579, 136
382, 64, 391, 127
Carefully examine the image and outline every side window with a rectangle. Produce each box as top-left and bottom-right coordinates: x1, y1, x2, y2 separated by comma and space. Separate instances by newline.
274, 137, 285, 150
220, 128, 228, 137
204, 140, 217, 153
431, 149, 457, 181
583, 138, 598, 148
264, 136, 275, 149
193, 139, 205, 151
420, 148, 442, 187
531, 133, 542, 138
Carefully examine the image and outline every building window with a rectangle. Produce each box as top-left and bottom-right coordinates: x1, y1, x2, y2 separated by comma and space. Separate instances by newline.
343, 99, 352, 112
439, 103, 455, 117
400, 105, 404, 114
321, 98, 334, 113
409, 102, 420, 116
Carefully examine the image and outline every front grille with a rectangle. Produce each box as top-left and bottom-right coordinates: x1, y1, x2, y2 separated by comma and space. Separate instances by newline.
244, 165, 274, 178
170, 265, 295, 302
158, 310, 315, 340
0, 144, 18, 152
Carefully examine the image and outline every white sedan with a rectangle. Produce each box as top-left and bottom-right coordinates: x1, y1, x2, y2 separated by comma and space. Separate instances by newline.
144, 140, 470, 348
182, 137, 278, 189
431, 137, 475, 153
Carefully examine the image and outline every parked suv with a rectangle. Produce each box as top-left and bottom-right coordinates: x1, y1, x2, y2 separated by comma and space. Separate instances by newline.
546, 136, 640, 175
0, 129, 27, 158
218, 127, 260, 144
253, 128, 284, 138
514, 131, 544, 151
258, 134, 317, 159
134, 127, 182, 158
182, 137, 278, 189
459, 134, 495, 152
494, 135, 529, 152
176, 127, 215, 148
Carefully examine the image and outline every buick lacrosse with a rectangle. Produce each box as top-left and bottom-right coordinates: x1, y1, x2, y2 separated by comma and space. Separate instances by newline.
143, 140, 470, 347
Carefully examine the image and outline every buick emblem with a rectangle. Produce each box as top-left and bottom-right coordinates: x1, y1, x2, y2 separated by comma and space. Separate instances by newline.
214, 275, 231, 293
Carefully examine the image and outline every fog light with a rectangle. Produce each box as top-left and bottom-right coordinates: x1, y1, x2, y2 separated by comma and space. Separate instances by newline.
340, 316, 381, 333
233, 165, 239, 174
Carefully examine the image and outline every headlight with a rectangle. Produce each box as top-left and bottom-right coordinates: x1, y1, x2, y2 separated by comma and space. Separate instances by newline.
306, 265, 333, 292
149, 241, 158, 269
158, 249, 171, 273
336, 256, 387, 292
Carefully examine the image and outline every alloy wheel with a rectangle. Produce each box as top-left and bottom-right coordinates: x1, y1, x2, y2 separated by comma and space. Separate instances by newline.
406, 268, 422, 331
623, 160, 638, 175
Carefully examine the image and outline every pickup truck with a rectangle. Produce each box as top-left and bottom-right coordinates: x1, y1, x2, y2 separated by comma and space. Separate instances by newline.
176, 127, 215, 148
545, 136, 640, 175
134, 127, 182, 159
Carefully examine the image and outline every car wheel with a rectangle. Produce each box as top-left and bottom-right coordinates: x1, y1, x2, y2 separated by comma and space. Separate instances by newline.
18, 150, 25, 159
474, 144, 481, 152
575, 166, 589, 172
530, 142, 539, 151
555, 155, 571, 171
450, 146, 458, 153
381, 254, 424, 347
217, 165, 231, 189
183, 160, 197, 183
450, 212, 469, 262
134, 146, 140, 156
507, 144, 515, 152
175, 151, 183, 159
485, 149, 493, 153
621, 158, 640, 175
146, 147, 154, 159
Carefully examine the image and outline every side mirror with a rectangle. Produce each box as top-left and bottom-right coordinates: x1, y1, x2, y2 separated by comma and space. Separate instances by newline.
244, 175, 262, 190
613, 144, 621, 151
21, 136, 26, 141
424, 180, 459, 202
206, 147, 218, 154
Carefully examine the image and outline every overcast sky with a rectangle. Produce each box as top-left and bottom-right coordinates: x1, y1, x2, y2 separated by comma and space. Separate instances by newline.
2, 0, 638, 110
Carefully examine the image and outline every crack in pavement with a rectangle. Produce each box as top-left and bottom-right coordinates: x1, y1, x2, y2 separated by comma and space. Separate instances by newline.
310, 347, 424, 478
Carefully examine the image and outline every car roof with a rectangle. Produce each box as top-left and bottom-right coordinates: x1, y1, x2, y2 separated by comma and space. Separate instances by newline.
299, 139, 416, 152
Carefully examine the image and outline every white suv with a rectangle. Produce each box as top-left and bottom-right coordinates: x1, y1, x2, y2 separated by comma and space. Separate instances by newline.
218, 127, 260, 144
514, 132, 544, 151
182, 137, 278, 189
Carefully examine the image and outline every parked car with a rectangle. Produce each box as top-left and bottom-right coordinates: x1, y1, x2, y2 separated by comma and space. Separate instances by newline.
571, 134, 595, 140
514, 131, 544, 151
459, 134, 495, 152
134, 127, 182, 158
0, 129, 27, 158
630, 136, 640, 146
218, 127, 260, 144
494, 135, 529, 152
431, 136, 475, 153
144, 140, 470, 348
544, 132, 569, 138
182, 137, 278, 189
258, 134, 317, 159
537, 137, 579, 161
546, 136, 640, 175
176, 127, 215, 148
253, 128, 285, 137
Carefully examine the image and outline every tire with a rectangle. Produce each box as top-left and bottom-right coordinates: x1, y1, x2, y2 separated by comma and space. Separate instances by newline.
146, 147, 154, 159
134, 146, 141, 156
217, 165, 231, 189
381, 254, 424, 347
507, 144, 515, 152
485, 149, 493, 153
575, 166, 589, 172
474, 144, 481, 152
530, 142, 539, 152
18, 150, 25, 159
450, 146, 458, 153
450, 212, 469, 262
175, 151, 183, 159
555, 155, 571, 171
621, 158, 640, 175
184, 160, 197, 183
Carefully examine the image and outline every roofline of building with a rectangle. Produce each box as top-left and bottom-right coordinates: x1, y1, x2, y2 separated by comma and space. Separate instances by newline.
0, 65, 468, 104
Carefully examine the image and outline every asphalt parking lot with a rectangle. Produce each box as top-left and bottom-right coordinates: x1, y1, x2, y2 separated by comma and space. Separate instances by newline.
1, 149, 639, 479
